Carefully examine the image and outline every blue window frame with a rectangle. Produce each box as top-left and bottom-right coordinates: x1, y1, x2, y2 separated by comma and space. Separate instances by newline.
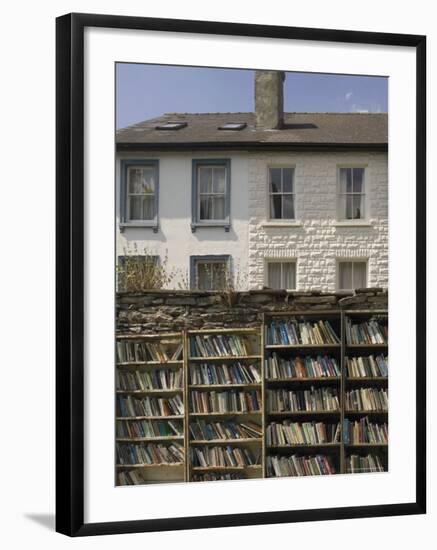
190, 255, 231, 290
120, 159, 159, 232
191, 159, 231, 232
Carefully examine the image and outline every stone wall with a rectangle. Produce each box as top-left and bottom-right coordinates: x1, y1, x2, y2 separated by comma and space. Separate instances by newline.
248, 150, 388, 290
116, 288, 388, 334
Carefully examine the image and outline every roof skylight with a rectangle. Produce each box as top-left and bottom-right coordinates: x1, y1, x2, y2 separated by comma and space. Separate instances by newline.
155, 122, 188, 130
218, 122, 247, 131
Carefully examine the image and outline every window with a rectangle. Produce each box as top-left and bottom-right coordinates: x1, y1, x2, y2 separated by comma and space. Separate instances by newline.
190, 255, 231, 290
117, 255, 159, 291
268, 167, 295, 220
338, 261, 367, 291
338, 167, 365, 220
218, 123, 247, 131
155, 122, 187, 130
192, 159, 230, 231
120, 160, 159, 231
266, 261, 296, 290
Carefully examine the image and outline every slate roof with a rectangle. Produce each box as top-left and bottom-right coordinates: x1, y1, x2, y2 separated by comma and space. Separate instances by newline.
116, 112, 388, 150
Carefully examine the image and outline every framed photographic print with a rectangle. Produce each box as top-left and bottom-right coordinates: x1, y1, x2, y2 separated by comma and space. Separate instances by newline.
56, 13, 426, 536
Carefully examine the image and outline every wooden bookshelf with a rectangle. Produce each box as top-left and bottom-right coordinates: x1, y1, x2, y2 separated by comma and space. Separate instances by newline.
115, 309, 388, 484
115, 331, 187, 486
186, 327, 263, 482
343, 310, 389, 473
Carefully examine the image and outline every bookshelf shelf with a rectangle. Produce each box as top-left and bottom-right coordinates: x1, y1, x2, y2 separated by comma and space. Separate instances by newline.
267, 443, 340, 449
116, 389, 183, 395
116, 309, 388, 484
265, 344, 341, 350
190, 438, 262, 445
116, 463, 184, 468
189, 355, 262, 362
116, 415, 185, 420
267, 410, 340, 416
190, 383, 261, 389
346, 344, 388, 349
117, 360, 184, 367
189, 411, 262, 417
346, 377, 388, 382
191, 465, 262, 471
345, 443, 388, 447
116, 436, 184, 442
266, 377, 340, 383
344, 410, 388, 415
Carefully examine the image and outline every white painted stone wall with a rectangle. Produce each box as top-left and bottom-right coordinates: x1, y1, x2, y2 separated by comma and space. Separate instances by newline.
248, 151, 388, 291
116, 150, 388, 291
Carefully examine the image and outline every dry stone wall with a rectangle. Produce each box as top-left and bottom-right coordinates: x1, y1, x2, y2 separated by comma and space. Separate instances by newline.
116, 288, 388, 334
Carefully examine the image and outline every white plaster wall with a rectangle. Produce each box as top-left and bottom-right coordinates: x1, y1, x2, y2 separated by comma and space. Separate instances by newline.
116, 151, 250, 289
248, 151, 388, 291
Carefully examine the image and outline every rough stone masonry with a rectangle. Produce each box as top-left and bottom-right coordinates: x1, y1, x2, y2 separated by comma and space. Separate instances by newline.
116, 288, 388, 334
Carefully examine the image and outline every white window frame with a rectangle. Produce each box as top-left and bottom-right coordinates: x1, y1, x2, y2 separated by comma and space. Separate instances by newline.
336, 259, 368, 291
265, 259, 297, 290
337, 165, 367, 221
267, 166, 296, 221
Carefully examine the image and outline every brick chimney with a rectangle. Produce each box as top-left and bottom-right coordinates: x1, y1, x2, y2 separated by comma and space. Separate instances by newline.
255, 70, 285, 129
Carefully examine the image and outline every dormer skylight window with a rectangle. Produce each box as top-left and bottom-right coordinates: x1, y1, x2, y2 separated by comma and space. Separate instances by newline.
155, 122, 187, 130
218, 122, 247, 131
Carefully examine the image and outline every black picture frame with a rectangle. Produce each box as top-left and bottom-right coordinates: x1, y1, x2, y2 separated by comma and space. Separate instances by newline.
56, 12, 426, 537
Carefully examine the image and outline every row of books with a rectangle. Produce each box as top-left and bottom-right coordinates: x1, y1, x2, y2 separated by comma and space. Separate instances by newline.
190, 334, 250, 358
116, 395, 184, 418
266, 388, 340, 413
117, 339, 183, 363
267, 454, 336, 477
116, 419, 183, 439
346, 454, 385, 473
346, 320, 388, 345
190, 446, 260, 468
189, 390, 261, 414
343, 418, 388, 445
116, 442, 184, 465
189, 420, 262, 441
117, 470, 149, 486
267, 320, 340, 346
266, 421, 341, 446
345, 355, 388, 378
192, 473, 245, 482
265, 354, 340, 379
345, 388, 388, 412
116, 369, 183, 392
190, 362, 261, 386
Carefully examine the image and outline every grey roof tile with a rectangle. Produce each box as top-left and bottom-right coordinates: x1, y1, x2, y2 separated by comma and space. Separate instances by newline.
116, 112, 388, 148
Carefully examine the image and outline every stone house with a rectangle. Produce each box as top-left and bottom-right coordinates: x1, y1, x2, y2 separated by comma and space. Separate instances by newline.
116, 71, 388, 292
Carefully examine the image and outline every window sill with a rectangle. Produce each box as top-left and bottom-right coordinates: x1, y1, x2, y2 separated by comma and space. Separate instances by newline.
261, 221, 302, 228
119, 222, 159, 233
191, 222, 231, 233
334, 221, 372, 227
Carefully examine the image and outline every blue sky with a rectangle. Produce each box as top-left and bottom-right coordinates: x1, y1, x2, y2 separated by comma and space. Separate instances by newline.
116, 64, 388, 129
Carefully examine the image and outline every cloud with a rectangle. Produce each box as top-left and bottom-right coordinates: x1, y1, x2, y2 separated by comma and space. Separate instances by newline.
351, 104, 369, 113
345, 92, 353, 101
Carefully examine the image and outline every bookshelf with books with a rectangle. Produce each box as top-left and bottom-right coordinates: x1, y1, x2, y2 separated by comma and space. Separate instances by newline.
115, 332, 187, 485
343, 310, 388, 473
114, 308, 388, 484
187, 327, 264, 482
263, 312, 343, 477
